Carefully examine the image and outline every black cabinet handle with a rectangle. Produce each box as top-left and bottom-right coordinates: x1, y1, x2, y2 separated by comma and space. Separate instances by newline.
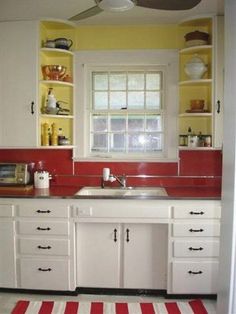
31, 101, 35, 114
189, 247, 203, 251
126, 228, 130, 242
38, 268, 52, 272
217, 100, 221, 114
189, 228, 204, 232
36, 227, 51, 231
114, 228, 117, 242
37, 245, 51, 250
189, 211, 204, 215
36, 210, 51, 214
188, 270, 203, 275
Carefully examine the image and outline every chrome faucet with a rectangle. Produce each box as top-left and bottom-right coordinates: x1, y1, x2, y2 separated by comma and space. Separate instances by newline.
101, 168, 127, 188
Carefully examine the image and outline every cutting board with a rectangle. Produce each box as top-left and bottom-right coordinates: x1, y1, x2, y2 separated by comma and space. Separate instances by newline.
0, 185, 33, 191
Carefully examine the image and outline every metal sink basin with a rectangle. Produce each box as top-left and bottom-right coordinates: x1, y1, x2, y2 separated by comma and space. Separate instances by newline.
75, 187, 168, 197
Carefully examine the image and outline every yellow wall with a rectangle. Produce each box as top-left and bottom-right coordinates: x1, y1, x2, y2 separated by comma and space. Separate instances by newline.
75, 25, 179, 50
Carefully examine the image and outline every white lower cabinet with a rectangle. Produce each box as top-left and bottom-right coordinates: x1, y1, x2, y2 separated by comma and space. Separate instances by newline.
15, 199, 76, 291
168, 200, 221, 294
76, 222, 167, 290
0, 215, 16, 287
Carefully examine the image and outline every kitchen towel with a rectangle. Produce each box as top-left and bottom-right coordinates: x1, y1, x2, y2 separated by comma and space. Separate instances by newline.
11, 299, 208, 314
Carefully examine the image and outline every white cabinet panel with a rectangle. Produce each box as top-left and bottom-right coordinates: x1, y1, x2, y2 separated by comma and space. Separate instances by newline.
20, 258, 70, 290
173, 240, 220, 257
123, 224, 167, 289
0, 21, 38, 147
76, 223, 120, 288
0, 220, 16, 287
18, 203, 70, 218
18, 221, 69, 236
19, 238, 70, 256
172, 261, 219, 294
173, 222, 220, 237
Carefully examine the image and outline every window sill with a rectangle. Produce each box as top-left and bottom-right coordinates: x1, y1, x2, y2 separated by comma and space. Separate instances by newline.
72, 156, 179, 163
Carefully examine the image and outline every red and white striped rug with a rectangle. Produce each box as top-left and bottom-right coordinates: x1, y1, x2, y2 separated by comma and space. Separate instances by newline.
11, 299, 208, 314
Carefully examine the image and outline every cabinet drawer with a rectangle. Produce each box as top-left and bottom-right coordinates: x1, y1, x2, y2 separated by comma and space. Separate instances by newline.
0, 204, 14, 217
172, 261, 218, 294
173, 240, 220, 257
17, 221, 69, 236
19, 238, 70, 256
18, 204, 70, 218
173, 223, 220, 237
20, 258, 69, 290
173, 204, 221, 219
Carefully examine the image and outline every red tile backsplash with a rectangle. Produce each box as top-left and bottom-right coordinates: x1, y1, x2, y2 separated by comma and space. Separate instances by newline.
0, 148, 222, 188
179, 150, 222, 177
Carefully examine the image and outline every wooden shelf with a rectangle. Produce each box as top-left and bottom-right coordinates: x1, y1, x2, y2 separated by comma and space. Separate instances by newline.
40, 80, 74, 87
40, 48, 74, 57
179, 113, 212, 117
179, 79, 212, 86
40, 114, 74, 119
179, 45, 212, 55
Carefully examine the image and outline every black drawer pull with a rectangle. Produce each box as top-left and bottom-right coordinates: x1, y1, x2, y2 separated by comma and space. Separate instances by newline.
37, 227, 51, 231
126, 228, 130, 242
189, 228, 204, 233
37, 245, 51, 250
38, 268, 52, 272
36, 210, 51, 214
189, 211, 204, 215
188, 270, 203, 275
189, 247, 203, 251
114, 228, 117, 242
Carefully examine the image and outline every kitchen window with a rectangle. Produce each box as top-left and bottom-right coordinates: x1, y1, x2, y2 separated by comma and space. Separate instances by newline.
90, 69, 164, 156
74, 50, 178, 161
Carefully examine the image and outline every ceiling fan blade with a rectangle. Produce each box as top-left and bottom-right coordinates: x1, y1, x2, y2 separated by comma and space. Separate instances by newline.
69, 5, 103, 21
136, 0, 201, 10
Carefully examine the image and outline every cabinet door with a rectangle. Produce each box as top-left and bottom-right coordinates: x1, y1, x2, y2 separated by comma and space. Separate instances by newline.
213, 16, 224, 148
76, 223, 120, 288
0, 220, 16, 287
123, 224, 168, 289
0, 21, 38, 147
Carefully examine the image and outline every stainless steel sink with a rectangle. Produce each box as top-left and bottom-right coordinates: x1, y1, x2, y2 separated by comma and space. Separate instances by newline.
75, 187, 168, 197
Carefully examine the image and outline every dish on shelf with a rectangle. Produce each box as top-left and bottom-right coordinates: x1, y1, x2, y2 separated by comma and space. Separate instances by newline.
41, 64, 67, 81
190, 99, 205, 110
184, 30, 209, 47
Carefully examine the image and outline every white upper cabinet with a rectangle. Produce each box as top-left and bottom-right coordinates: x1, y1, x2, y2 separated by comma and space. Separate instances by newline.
0, 21, 39, 147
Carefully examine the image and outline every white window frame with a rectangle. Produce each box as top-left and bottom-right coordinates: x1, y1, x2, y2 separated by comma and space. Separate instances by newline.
74, 49, 178, 162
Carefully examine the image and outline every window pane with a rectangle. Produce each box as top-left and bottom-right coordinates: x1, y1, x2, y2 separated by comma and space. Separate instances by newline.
128, 92, 144, 109
110, 116, 126, 132
128, 116, 144, 131
128, 133, 145, 152
91, 133, 108, 152
92, 115, 107, 132
93, 92, 108, 109
110, 73, 126, 90
128, 73, 144, 90
146, 133, 162, 151
146, 115, 162, 132
110, 92, 126, 109
146, 91, 161, 109
93, 73, 108, 90
146, 73, 161, 90
110, 133, 126, 152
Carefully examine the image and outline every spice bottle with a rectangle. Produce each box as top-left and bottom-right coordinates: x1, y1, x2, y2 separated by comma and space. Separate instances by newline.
51, 123, 58, 146
42, 123, 49, 146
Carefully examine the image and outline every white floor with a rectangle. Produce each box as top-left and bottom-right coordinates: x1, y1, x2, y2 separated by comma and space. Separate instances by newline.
0, 292, 217, 314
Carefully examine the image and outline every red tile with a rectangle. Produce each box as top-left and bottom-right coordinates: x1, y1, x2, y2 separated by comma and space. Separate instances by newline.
74, 162, 178, 176
179, 150, 222, 177
0, 149, 73, 176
